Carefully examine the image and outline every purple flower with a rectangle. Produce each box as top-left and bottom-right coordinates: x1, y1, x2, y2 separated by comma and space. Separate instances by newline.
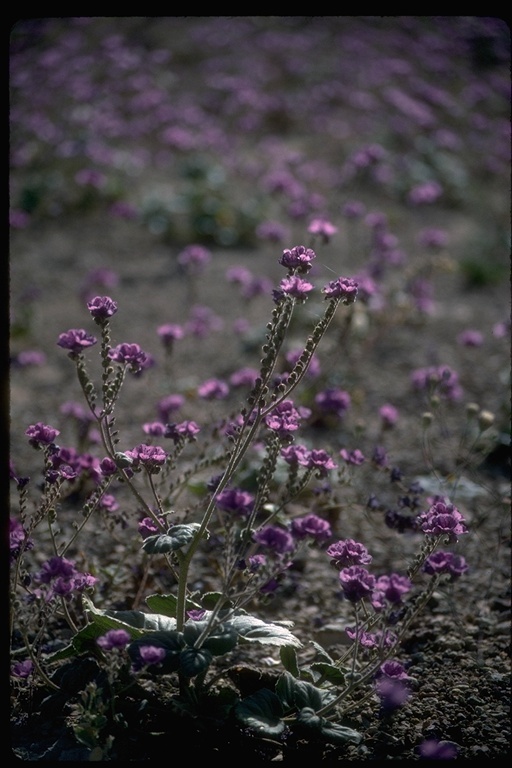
255, 220, 290, 243
164, 421, 200, 443
417, 228, 449, 249
97, 629, 131, 650
10, 517, 33, 562
418, 739, 459, 759
375, 677, 410, 712
407, 180, 443, 205
351, 272, 381, 307
278, 275, 314, 301
417, 500, 468, 542
280, 443, 310, 467
412, 366, 463, 401
157, 323, 185, 347
371, 573, 412, 610
423, 550, 469, 580
108, 343, 149, 373
99, 457, 118, 476
278, 245, 316, 273
215, 487, 254, 517
339, 565, 376, 602
158, 394, 185, 421
142, 421, 167, 436
247, 554, 266, 571
379, 404, 399, 428
60, 400, 92, 424
307, 217, 338, 243
25, 422, 60, 448
457, 329, 484, 347
57, 329, 97, 356
197, 378, 230, 400
125, 444, 168, 473
137, 645, 166, 666
12, 350, 46, 367
372, 445, 389, 467
339, 448, 365, 466
291, 514, 332, 541
303, 449, 338, 476
326, 539, 372, 567
265, 399, 308, 438
187, 609, 207, 620
493, 319, 510, 338
177, 244, 212, 272
138, 516, 166, 538
226, 266, 252, 286
315, 388, 351, 417
87, 296, 118, 321
98, 494, 119, 513
346, 627, 396, 649
229, 367, 259, 388
186, 305, 223, 338
254, 525, 295, 555
378, 659, 410, 680
342, 200, 366, 218
11, 660, 34, 679
34, 556, 97, 598
322, 277, 358, 303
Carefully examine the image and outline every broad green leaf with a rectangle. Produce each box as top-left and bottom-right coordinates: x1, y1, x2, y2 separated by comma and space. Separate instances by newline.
84, 595, 177, 631
280, 645, 300, 677
183, 620, 238, 656
310, 661, 346, 686
309, 640, 335, 663
317, 720, 362, 746
141, 523, 202, 554
145, 592, 202, 617
200, 592, 234, 610
296, 708, 362, 746
179, 647, 213, 678
276, 671, 335, 711
235, 688, 285, 736
230, 614, 302, 648
104, 610, 177, 631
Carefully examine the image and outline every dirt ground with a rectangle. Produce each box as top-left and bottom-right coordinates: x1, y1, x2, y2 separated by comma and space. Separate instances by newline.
9, 17, 511, 761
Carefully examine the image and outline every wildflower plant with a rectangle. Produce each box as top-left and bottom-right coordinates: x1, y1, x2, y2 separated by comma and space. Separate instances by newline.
9, 236, 479, 759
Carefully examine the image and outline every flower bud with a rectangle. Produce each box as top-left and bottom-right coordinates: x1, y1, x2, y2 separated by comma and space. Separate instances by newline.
478, 410, 495, 431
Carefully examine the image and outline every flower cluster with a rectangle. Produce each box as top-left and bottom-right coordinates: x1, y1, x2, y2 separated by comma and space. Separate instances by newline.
32, 556, 97, 601
417, 500, 468, 543
265, 399, 311, 439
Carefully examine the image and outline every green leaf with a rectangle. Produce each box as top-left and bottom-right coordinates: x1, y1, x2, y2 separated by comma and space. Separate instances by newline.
179, 647, 213, 678
295, 708, 362, 746
145, 593, 202, 618
317, 720, 363, 746
230, 615, 302, 648
310, 662, 346, 686
309, 640, 335, 664
280, 645, 300, 677
235, 689, 285, 737
183, 620, 238, 656
83, 594, 176, 631
104, 610, 177, 631
200, 592, 233, 610
276, 671, 336, 711
141, 523, 202, 554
